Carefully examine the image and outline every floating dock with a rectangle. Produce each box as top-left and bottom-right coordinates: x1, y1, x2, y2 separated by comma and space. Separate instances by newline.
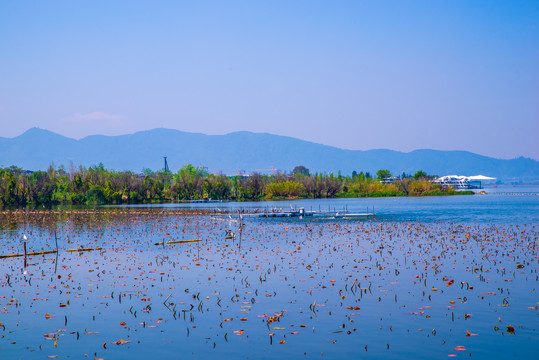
235, 205, 375, 219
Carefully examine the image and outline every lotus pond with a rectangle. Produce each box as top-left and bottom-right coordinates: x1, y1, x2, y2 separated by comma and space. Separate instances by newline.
0, 197, 538, 359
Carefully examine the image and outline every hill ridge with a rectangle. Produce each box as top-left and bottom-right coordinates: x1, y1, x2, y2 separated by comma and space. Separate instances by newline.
1, 128, 537, 183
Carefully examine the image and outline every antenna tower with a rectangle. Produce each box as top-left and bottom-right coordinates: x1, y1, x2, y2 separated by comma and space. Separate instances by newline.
163, 156, 169, 172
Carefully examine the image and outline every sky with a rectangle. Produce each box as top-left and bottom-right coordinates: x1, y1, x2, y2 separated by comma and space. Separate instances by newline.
1, 1, 538, 160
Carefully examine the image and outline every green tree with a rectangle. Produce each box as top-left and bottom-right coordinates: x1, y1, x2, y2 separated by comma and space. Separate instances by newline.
29, 171, 55, 205
376, 169, 392, 180
324, 174, 342, 197
142, 168, 154, 176
414, 170, 428, 180
244, 173, 265, 200
204, 174, 231, 200
171, 164, 206, 200
292, 165, 310, 176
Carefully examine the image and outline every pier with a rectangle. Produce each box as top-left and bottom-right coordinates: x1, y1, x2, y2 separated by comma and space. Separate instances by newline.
226, 205, 376, 220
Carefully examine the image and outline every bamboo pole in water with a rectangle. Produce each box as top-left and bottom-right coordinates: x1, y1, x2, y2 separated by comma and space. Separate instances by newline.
153, 239, 202, 246
0, 250, 58, 259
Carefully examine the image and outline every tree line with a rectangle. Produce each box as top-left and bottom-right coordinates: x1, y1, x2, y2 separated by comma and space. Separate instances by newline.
0, 164, 467, 207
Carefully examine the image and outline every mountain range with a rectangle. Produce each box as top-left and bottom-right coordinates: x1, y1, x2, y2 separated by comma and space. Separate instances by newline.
1, 128, 537, 183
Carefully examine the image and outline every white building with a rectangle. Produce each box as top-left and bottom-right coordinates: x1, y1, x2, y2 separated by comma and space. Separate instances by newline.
433, 175, 496, 189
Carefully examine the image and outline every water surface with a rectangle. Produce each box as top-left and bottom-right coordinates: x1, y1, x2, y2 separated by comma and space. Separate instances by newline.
0, 193, 537, 359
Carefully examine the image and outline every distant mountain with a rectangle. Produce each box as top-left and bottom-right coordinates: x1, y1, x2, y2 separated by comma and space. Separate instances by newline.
1, 128, 538, 183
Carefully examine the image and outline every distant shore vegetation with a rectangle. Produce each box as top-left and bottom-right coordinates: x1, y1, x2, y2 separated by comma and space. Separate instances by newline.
0, 164, 471, 207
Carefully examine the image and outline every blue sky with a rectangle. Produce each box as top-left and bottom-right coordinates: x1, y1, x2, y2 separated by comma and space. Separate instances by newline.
1, 1, 538, 159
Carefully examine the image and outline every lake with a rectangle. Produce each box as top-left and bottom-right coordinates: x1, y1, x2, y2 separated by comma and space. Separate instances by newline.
0, 190, 537, 359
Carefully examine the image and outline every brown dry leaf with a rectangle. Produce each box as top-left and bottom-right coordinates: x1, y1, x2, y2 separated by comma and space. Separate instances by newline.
111, 338, 131, 345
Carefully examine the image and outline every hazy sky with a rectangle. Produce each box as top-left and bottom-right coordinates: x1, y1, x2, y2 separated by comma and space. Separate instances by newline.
1, 1, 538, 160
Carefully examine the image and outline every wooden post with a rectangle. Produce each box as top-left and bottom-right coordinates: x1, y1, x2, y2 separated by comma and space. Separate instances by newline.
54, 230, 59, 274
54, 230, 59, 251
23, 241, 27, 268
